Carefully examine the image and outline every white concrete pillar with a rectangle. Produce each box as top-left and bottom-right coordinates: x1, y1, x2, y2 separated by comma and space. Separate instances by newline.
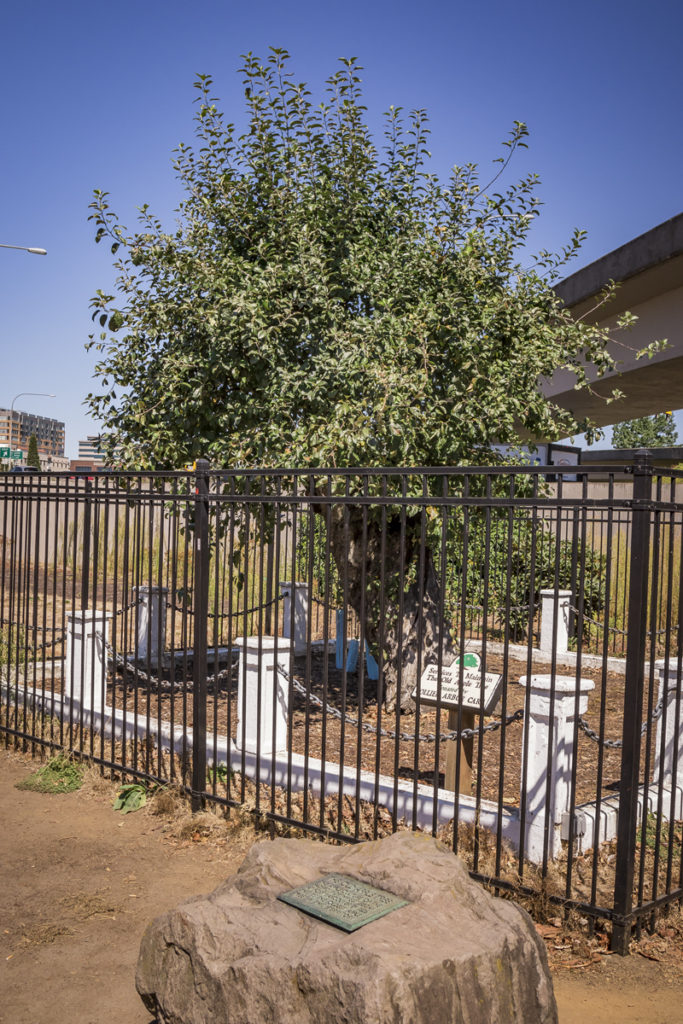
279, 582, 310, 653
133, 585, 168, 666
235, 637, 289, 755
539, 589, 572, 656
65, 610, 112, 713
653, 659, 683, 787
519, 673, 594, 862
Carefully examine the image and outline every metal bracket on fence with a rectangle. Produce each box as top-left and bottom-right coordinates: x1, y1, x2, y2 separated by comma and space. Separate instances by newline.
561, 810, 587, 841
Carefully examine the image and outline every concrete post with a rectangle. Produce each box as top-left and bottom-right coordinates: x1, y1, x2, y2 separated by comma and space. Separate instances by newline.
133, 585, 168, 667
235, 637, 289, 755
65, 610, 112, 713
539, 589, 572, 656
653, 659, 683, 788
279, 582, 310, 653
519, 673, 594, 861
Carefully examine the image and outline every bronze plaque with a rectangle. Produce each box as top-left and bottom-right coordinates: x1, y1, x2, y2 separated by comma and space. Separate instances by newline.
278, 873, 408, 932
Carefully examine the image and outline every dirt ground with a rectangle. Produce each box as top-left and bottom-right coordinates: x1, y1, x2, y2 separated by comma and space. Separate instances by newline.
1, 749, 682, 1024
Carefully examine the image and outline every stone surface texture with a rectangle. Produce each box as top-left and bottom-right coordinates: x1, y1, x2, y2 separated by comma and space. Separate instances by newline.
136, 831, 557, 1024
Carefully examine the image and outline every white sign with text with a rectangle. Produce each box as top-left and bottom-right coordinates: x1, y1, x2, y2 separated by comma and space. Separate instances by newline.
414, 659, 503, 715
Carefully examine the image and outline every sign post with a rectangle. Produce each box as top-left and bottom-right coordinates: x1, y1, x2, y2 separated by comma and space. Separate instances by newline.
413, 653, 503, 795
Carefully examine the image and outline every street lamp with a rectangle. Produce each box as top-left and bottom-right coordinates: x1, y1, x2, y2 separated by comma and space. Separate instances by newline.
7, 392, 56, 468
0, 243, 47, 255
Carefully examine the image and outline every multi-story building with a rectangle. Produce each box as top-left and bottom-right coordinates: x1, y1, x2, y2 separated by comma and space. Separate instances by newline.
0, 407, 65, 459
77, 436, 106, 464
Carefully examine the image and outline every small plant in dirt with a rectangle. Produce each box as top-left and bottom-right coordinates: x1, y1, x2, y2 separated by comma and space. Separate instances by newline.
207, 763, 233, 787
113, 782, 148, 813
16, 754, 84, 794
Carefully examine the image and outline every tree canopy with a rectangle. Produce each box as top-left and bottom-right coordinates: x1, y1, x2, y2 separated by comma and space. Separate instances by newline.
86, 50, 647, 471
612, 413, 678, 449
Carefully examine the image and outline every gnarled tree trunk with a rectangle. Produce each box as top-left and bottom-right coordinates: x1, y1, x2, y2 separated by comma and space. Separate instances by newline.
318, 503, 453, 712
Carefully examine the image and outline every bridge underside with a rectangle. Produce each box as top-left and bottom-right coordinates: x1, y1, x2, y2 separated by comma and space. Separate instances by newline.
548, 351, 683, 429
547, 215, 683, 430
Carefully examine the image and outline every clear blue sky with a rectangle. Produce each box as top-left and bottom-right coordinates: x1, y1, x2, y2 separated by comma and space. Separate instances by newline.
2, 0, 682, 457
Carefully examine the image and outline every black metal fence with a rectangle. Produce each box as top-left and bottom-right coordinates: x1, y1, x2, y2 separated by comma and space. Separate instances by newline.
1, 456, 682, 953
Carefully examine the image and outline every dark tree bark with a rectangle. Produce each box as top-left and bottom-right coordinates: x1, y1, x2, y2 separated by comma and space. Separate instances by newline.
318, 503, 453, 712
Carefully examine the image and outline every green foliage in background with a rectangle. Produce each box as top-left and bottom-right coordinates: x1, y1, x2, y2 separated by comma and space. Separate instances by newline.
612, 412, 678, 449
0, 624, 28, 672
85, 49, 659, 472
446, 512, 607, 641
302, 508, 607, 644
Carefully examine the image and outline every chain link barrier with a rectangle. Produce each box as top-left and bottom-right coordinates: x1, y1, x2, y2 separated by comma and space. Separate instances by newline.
98, 633, 237, 692
278, 665, 525, 743
578, 694, 666, 749
167, 592, 282, 620
570, 604, 678, 639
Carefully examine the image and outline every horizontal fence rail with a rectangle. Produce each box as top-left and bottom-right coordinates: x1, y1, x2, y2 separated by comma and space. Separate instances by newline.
1, 456, 683, 953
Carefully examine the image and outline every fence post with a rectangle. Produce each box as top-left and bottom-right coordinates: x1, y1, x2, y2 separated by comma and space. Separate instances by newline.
80, 477, 93, 610
518, 673, 594, 863
279, 581, 310, 652
652, 659, 683, 788
191, 459, 210, 812
539, 589, 571, 656
133, 585, 168, 667
612, 451, 653, 954
235, 636, 289, 754
65, 609, 112, 713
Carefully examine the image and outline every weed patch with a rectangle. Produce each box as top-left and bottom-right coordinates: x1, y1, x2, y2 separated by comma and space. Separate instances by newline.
15, 754, 83, 794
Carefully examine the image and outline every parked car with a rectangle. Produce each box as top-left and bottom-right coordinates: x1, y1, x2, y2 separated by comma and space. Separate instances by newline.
10, 466, 39, 473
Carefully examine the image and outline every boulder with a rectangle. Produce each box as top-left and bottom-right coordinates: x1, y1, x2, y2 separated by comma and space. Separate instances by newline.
137, 831, 557, 1023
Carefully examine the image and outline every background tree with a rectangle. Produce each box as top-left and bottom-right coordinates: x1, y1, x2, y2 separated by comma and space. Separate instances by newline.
86, 51, 659, 707
26, 433, 41, 470
612, 412, 678, 449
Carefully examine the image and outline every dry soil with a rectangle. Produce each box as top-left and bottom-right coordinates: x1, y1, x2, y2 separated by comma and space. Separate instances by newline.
1, 748, 682, 1024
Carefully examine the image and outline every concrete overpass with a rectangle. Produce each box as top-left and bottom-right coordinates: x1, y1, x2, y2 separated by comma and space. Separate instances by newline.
546, 212, 683, 428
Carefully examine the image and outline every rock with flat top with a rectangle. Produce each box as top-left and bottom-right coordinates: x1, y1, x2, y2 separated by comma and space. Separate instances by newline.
136, 830, 557, 1023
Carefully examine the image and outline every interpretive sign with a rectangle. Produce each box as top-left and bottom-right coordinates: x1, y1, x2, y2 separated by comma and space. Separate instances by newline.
278, 873, 408, 932
413, 657, 503, 715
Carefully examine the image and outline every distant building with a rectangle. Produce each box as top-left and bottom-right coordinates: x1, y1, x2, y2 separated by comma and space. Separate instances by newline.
0, 407, 65, 460
77, 436, 105, 464
40, 454, 70, 472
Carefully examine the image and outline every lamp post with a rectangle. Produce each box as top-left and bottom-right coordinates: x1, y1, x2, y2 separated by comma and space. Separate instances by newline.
0, 243, 47, 255
7, 393, 56, 468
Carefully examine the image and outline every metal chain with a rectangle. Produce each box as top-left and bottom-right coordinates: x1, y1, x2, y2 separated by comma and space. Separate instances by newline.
578, 694, 666, 749
32, 634, 66, 653
1, 618, 63, 632
569, 604, 678, 638
569, 605, 629, 637
1, 598, 140, 637
168, 592, 282, 620
309, 596, 538, 618
98, 633, 236, 691
278, 666, 524, 743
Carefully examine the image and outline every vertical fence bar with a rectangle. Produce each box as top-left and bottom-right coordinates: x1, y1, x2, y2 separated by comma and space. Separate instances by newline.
191, 459, 210, 812
612, 451, 653, 954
